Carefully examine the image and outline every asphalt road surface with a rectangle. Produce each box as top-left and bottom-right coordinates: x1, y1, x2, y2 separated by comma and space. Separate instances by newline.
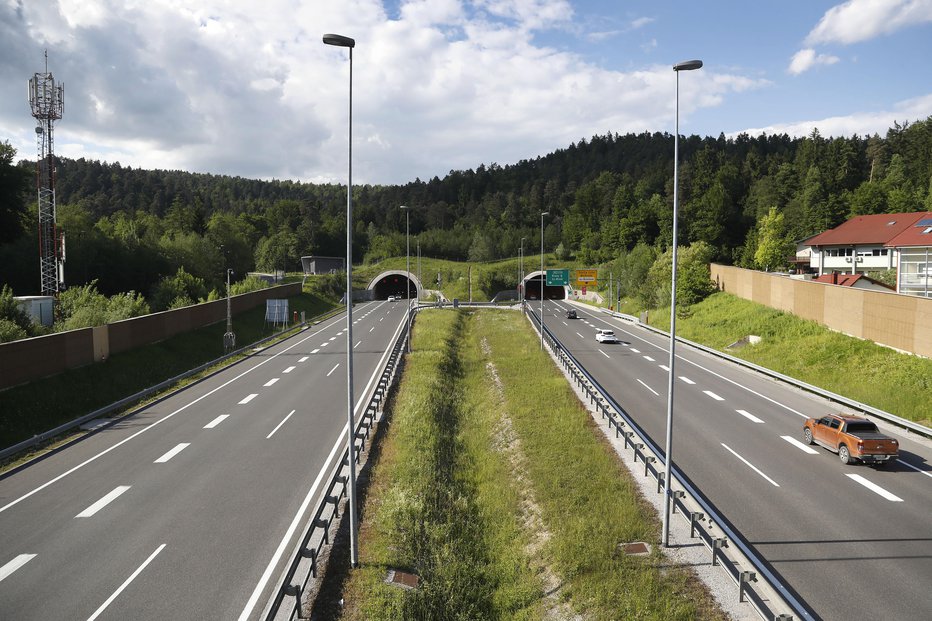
0, 300, 407, 620
537, 300, 932, 621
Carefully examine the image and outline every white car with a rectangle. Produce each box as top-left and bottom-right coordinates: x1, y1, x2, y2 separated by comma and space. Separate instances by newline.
387, 295, 396, 302
595, 329, 619, 343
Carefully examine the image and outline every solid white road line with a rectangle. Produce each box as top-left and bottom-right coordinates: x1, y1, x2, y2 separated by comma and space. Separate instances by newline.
283, 366, 296, 374
266, 410, 296, 439
781, 435, 819, 454
298, 356, 309, 363
75, 486, 131, 518
896, 459, 932, 478
598, 349, 610, 358
845, 474, 904, 502
154, 443, 190, 464
263, 378, 279, 387
0, 554, 36, 583
643, 355, 655, 362
311, 349, 320, 354
1, 310, 349, 515
86, 544, 166, 621
327, 363, 340, 377
637, 379, 659, 396
736, 409, 765, 424
204, 415, 229, 429
721, 444, 780, 487
239, 394, 258, 405
679, 376, 695, 384
703, 390, 725, 401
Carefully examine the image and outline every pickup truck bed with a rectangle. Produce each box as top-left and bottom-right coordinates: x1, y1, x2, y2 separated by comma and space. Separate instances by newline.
804, 414, 899, 466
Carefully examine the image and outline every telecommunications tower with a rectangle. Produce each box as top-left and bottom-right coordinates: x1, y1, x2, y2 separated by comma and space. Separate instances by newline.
28, 51, 65, 296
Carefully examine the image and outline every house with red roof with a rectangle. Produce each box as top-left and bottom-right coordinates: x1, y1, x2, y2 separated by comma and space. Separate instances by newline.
811, 272, 894, 292
804, 211, 931, 298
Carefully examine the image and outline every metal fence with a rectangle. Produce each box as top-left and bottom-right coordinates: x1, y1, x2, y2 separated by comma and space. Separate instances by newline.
524, 303, 814, 621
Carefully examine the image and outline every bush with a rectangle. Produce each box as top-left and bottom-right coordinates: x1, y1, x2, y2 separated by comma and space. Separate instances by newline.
0, 284, 35, 340
150, 267, 207, 311
0, 317, 27, 342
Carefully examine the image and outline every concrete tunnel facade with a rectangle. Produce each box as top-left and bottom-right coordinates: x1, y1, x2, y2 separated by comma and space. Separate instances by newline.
521, 271, 567, 300
367, 271, 424, 300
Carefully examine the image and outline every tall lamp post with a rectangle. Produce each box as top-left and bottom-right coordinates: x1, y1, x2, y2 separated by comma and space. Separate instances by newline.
520, 236, 527, 302
400, 205, 411, 353
662, 58, 702, 549
322, 32, 359, 567
540, 212, 549, 350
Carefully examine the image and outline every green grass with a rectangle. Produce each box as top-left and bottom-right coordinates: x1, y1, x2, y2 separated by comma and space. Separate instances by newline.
331, 309, 724, 620
645, 292, 932, 427
0, 279, 340, 451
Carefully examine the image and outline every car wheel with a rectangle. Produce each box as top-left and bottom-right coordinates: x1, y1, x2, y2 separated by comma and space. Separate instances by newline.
803, 428, 814, 445
838, 445, 852, 465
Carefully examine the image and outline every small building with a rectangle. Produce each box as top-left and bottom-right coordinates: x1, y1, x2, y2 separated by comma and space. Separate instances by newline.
886, 213, 932, 298
15, 295, 54, 327
812, 272, 894, 292
804, 213, 924, 276
301, 256, 345, 275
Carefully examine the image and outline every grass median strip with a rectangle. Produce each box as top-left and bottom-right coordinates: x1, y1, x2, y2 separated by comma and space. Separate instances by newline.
326, 309, 724, 620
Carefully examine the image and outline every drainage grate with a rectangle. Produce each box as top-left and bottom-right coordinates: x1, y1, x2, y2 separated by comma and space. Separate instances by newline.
385, 569, 420, 590
619, 541, 652, 556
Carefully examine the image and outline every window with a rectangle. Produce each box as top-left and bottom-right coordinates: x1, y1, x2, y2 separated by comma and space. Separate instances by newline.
818, 416, 832, 426
829, 419, 841, 430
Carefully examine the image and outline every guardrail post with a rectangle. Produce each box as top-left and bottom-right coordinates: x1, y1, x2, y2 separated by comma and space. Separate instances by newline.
314, 518, 330, 545
623, 431, 634, 449
656, 471, 665, 494
284, 584, 303, 618
712, 538, 728, 566
689, 512, 705, 538
632, 443, 644, 463
643, 455, 655, 477
301, 546, 318, 578
738, 571, 757, 603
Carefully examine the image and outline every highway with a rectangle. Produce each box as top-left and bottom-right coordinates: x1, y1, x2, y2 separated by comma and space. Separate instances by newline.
0, 300, 407, 620
536, 299, 932, 621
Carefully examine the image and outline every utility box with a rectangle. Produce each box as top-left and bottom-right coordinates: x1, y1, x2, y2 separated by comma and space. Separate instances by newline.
15, 295, 54, 327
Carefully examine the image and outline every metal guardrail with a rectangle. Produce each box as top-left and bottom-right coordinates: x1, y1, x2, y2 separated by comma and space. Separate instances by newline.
590, 306, 931, 440
263, 310, 410, 621
524, 303, 814, 621
0, 308, 345, 462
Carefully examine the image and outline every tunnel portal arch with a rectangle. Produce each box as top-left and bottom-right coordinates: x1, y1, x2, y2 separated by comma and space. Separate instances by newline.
521, 271, 567, 300
367, 271, 424, 300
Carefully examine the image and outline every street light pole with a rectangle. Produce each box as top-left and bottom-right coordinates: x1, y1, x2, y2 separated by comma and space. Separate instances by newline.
401, 205, 411, 353
662, 58, 702, 549
520, 236, 527, 303
323, 32, 359, 567
540, 212, 549, 350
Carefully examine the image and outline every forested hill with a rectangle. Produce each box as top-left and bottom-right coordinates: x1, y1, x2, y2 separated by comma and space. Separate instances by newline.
1, 117, 930, 299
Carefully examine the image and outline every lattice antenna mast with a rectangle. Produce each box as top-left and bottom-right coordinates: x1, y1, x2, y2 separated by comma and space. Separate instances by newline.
28, 51, 65, 296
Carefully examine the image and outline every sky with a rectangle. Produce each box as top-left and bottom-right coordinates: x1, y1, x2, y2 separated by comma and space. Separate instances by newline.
1, 0, 931, 186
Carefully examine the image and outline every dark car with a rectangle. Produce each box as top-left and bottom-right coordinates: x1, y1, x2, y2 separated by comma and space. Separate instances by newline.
566, 309, 577, 319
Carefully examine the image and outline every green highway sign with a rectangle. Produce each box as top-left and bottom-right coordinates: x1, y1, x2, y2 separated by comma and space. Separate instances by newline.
546, 269, 570, 286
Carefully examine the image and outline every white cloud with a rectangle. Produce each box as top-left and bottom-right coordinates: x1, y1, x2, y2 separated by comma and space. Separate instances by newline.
586, 30, 621, 42
629, 16, 654, 30
806, 0, 932, 45
732, 93, 932, 139
0, 0, 765, 184
788, 48, 840, 74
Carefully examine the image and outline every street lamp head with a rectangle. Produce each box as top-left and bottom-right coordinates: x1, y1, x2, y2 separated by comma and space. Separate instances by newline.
323, 33, 355, 48
541, 211, 549, 216
399, 205, 408, 210
673, 59, 703, 71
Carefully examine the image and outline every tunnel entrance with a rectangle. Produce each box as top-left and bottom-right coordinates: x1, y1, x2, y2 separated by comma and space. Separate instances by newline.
523, 274, 566, 300
372, 273, 418, 300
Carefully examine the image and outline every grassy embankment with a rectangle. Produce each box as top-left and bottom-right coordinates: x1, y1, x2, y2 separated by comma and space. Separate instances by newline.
638, 292, 931, 427
0, 277, 341, 452
319, 309, 723, 620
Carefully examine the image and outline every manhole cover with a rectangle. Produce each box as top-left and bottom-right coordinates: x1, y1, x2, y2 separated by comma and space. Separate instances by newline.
385, 569, 420, 590
619, 541, 652, 556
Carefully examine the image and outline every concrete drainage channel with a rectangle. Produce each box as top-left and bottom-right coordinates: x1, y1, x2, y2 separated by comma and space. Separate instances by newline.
525, 304, 813, 621
261, 312, 410, 621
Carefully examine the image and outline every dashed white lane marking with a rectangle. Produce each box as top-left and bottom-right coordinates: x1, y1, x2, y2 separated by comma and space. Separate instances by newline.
76, 486, 131, 518
204, 415, 229, 429
264, 378, 279, 387
239, 394, 258, 405
320, 342, 329, 347
576, 332, 584, 339
86, 544, 166, 621
267, 410, 296, 439
298, 356, 309, 363
735, 409, 764, 424
703, 390, 724, 401
154, 443, 190, 464
679, 376, 695, 384
721, 444, 779, 487
0, 554, 36, 583
781, 435, 819, 454
659, 364, 670, 371
643, 355, 655, 362
328, 337, 336, 341
562, 321, 568, 326
369, 327, 374, 332
630, 348, 640, 353
311, 349, 320, 354
845, 474, 904, 502
896, 459, 932, 478
598, 349, 610, 358
637, 379, 659, 396
283, 366, 296, 374
354, 341, 362, 349
327, 364, 340, 377
380, 317, 384, 322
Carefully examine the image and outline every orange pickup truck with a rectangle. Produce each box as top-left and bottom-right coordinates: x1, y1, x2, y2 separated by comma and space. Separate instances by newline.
803, 414, 898, 466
